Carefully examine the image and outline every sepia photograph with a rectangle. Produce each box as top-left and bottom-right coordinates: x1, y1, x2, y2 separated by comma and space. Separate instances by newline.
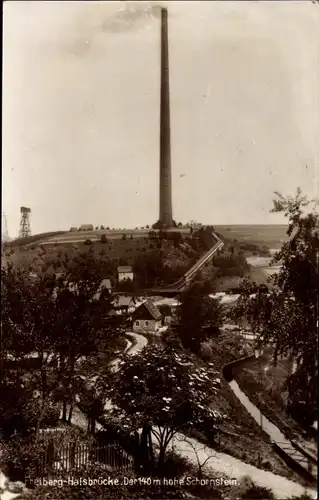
1, 1, 318, 499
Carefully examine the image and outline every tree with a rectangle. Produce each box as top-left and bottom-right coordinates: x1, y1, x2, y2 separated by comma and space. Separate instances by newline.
1, 265, 60, 407
192, 227, 214, 251
213, 252, 249, 278
1, 261, 125, 427
51, 266, 125, 422
233, 189, 319, 426
106, 344, 222, 475
0, 376, 59, 441
176, 279, 224, 352
100, 234, 108, 244
173, 436, 217, 479
157, 303, 172, 318
171, 231, 183, 248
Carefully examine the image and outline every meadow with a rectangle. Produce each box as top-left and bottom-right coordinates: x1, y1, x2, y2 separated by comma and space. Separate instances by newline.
216, 225, 288, 248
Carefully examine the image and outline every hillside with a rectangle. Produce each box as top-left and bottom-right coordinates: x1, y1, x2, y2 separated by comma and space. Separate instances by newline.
1, 237, 193, 286
2, 225, 286, 290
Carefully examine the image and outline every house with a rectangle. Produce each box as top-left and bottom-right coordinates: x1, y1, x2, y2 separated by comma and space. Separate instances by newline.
94, 279, 112, 300
132, 299, 162, 334
69, 227, 78, 232
79, 224, 93, 231
117, 265, 134, 282
112, 295, 138, 315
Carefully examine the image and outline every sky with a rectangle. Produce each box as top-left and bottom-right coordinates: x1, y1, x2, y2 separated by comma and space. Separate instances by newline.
3, 1, 319, 236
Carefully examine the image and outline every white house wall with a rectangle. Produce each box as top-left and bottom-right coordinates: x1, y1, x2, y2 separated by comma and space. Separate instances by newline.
118, 272, 134, 282
133, 319, 161, 334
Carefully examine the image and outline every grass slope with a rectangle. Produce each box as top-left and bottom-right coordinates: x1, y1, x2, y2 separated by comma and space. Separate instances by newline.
216, 225, 288, 248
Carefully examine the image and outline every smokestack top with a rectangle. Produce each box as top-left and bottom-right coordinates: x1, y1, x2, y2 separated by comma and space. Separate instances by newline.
161, 7, 168, 18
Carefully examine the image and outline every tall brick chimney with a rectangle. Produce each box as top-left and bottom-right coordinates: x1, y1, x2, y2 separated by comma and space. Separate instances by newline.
159, 7, 173, 228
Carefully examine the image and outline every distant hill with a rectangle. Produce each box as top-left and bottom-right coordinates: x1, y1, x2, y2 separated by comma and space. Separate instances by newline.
215, 225, 288, 248
2, 231, 67, 249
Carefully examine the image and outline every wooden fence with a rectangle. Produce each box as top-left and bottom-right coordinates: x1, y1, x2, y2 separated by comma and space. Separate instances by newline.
37, 437, 134, 476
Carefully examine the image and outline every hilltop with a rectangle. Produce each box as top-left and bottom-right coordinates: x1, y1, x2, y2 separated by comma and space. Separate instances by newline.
1, 225, 285, 292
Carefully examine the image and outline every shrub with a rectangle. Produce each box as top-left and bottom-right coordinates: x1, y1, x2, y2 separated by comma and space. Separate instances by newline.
84, 239, 92, 246
231, 476, 274, 500
199, 342, 213, 361
161, 329, 182, 349
2, 436, 47, 482
158, 450, 191, 478
100, 234, 108, 244
241, 484, 274, 499
261, 460, 272, 470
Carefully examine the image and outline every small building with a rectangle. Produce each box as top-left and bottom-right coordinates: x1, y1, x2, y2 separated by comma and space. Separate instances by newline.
79, 224, 93, 231
70, 227, 78, 232
132, 299, 162, 334
112, 295, 138, 315
117, 265, 134, 282
94, 279, 112, 300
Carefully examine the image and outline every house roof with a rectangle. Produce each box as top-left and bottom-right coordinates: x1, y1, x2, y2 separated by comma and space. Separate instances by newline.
134, 299, 162, 321
101, 278, 112, 289
113, 295, 135, 308
117, 266, 133, 273
93, 279, 112, 300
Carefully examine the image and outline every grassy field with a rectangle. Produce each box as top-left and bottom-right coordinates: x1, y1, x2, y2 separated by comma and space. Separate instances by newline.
216, 225, 288, 248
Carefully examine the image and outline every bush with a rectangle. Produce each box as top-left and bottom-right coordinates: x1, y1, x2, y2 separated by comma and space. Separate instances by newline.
240, 484, 274, 499
40, 404, 60, 428
231, 476, 274, 500
100, 234, 108, 244
84, 239, 92, 246
2, 436, 46, 482
199, 342, 213, 361
161, 329, 182, 349
158, 450, 191, 478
